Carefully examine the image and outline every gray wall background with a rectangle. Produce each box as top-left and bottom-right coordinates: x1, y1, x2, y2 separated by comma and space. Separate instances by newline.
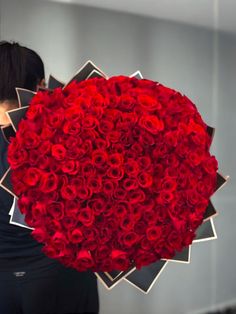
0, 0, 235, 313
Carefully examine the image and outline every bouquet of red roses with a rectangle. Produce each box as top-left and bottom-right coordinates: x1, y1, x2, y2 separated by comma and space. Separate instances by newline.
0, 61, 227, 293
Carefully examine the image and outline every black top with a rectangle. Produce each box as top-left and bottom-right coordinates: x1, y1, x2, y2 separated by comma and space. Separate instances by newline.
0, 129, 44, 258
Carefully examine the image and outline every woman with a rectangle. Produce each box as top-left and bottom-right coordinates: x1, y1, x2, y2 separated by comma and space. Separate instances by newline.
0, 41, 99, 314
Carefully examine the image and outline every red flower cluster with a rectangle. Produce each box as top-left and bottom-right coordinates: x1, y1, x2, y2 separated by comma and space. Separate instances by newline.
8, 76, 218, 271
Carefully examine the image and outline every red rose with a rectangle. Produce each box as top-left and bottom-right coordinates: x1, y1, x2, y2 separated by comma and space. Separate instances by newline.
78, 207, 94, 227
164, 131, 179, 147
47, 202, 64, 220
107, 153, 124, 167
146, 226, 162, 241
91, 149, 108, 167
17, 195, 31, 214
82, 115, 99, 129
64, 105, 84, 121
129, 189, 146, 204
39, 172, 58, 193
138, 94, 162, 112
157, 190, 175, 205
124, 159, 140, 177
121, 232, 139, 247
102, 179, 118, 196
26, 103, 43, 120
87, 197, 106, 215
187, 118, 205, 135
61, 160, 79, 175
22, 131, 40, 149
31, 227, 48, 243
48, 109, 64, 128
106, 166, 124, 180
81, 228, 97, 241
28, 150, 41, 166
118, 94, 136, 111
98, 226, 113, 244
31, 202, 46, 219
143, 209, 157, 224
45, 218, 62, 234
37, 155, 51, 170
122, 178, 138, 191
120, 216, 135, 231
134, 250, 156, 270
122, 111, 139, 124
64, 136, 82, 149
130, 204, 143, 222
161, 177, 177, 191
81, 161, 96, 177
137, 156, 151, 170
63, 120, 81, 135
51, 231, 68, 252
134, 221, 147, 235
202, 156, 218, 174
113, 201, 129, 218
51, 144, 66, 160
167, 230, 182, 251
111, 250, 130, 270
113, 187, 127, 200
188, 149, 204, 166
75, 250, 94, 271
23, 167, 41, 186
8, 145, 28, 169
137, 172, 153, 188
62, 216, 77, 229
64, 199, 80, 218
140, 238, 153, 252
94, 138, 109, 150
87, 176, 102, 193
95, 246, 111, 261
60, 184, 77, 200
77, 185, 92, 200
42, 244, 60, 259
139, 114, 164, 134
98, 119, 114, 134
68, 228, 83, 244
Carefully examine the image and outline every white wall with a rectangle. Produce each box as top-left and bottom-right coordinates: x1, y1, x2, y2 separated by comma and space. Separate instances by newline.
0, 0, 235, 313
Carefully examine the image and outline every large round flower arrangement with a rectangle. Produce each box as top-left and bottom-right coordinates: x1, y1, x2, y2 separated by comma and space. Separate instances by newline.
7, 76, 218, 272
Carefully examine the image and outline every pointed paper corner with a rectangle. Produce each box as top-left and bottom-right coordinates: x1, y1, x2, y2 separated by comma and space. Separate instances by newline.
193, 218, 217, 243
130, 70, 143, 79
64, 60, 108, 88
206, 125, 215, 142
48, 75, 65, 90
203, 200, 218, 221
125, 261, 168, 294
96, 267, 135, 290
215, 172, 230, 192
1, 124, 15, 143
86, 69, 106, 80
15, 88, 36, 108
164, 246, 191, 264
5, 106, 29, 132
0, 167, 19, 199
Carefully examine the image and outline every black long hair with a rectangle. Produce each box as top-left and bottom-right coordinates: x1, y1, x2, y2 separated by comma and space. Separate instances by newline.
0, 41, 45, 102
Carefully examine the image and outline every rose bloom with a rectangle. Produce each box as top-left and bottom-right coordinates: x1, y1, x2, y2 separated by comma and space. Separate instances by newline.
51, 144, 67, 160
139, 114, 164, 134
23, 167, 42, 186
74, 250, 94, 271
111, 250, 130, 270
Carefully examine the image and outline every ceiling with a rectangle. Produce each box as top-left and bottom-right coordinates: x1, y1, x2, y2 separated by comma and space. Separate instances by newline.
48, 0, 236, 34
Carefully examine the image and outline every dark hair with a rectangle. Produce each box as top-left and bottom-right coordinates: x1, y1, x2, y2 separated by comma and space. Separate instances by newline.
0, 41, 45, 102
